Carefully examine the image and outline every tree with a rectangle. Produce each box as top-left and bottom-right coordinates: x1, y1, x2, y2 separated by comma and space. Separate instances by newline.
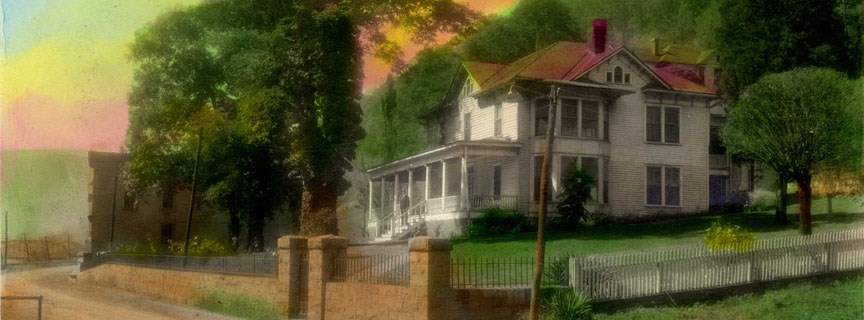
556, 165, 596, 228
128, 0, 480, 241
716, 0, 862, 97
127, 1, 308, 250
462, 0, 582, 63
721, 68, 863, 235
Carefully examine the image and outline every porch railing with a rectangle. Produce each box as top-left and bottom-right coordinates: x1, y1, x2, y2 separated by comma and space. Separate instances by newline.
377, 200, 426, 238
469, 195, 518, 211
710, 154, 729, 169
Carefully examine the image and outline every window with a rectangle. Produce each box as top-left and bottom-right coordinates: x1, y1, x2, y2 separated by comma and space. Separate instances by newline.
535, 100, 550, 136
123, 192, 135, 210
493, 165, 502, 196
646, 166, 681, 206
533, 156, 548, 201
603, 158, 609, 203
559, 99, 601, 139
463, 113, 472, 141
560, 99, 579, 136
603, 104, 609, 141
160, 224, 174, 245
665, 108, 680, 143
560, 156, 603, 203
582, 101, 599, 138
462, 79, 473, 97
494, 103, 502, 137
646, 106, 680, 143
582, 157, 599, 200
646, 106, 662, 142
607, 66, 631, 84
162, 189, 174, 209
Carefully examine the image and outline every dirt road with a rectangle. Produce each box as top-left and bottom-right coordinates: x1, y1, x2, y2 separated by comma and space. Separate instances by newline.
1, 262, 238, 320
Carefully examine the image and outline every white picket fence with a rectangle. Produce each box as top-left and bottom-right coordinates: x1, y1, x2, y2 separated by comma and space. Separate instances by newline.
569, 228, 864, 301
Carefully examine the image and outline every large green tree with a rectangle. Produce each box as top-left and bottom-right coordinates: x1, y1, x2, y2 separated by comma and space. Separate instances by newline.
721, 68, 863, 235
462, 0, 582, 63
128, 0, 479, 240
716, 0, 863, 97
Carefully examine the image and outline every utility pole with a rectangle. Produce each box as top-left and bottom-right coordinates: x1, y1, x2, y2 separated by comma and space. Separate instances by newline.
109, 175, 118, 251
3, 211, 8, 269
530, 85, 559, 320
184, 128, 203, 257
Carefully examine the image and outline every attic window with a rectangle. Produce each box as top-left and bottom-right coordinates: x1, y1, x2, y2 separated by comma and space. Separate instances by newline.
606, 66, 630, 84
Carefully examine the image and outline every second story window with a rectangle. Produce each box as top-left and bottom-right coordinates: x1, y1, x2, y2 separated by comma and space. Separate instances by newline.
560, 99, 579, 136
559, 99, 602, 139
535, 100, 550, 136
463, 113, 471, 141
646, 106, 680, 143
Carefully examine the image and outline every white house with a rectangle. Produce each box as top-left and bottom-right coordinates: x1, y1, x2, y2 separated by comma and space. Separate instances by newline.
365, 20, 753, 241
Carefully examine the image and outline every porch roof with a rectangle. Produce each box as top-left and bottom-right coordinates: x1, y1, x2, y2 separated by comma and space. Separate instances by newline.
367, 140, 521, 178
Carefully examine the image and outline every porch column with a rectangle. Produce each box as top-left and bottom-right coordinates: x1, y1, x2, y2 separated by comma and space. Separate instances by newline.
367, 179, 374, 221
460, 147, 469, 211
424, 165, 430, 202
379, 177, 385, 219
394, 171, 400, 215
408, 168, 414, 207
441, 160, 447, 210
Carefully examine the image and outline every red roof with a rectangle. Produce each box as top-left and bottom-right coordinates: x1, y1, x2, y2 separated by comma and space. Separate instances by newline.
463, 41, 717, 95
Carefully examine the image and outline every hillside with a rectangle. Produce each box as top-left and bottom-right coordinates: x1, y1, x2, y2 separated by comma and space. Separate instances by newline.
1, 150, 90, 244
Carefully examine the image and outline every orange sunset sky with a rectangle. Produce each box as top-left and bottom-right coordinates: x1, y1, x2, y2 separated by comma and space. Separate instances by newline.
1, 0, 516, 152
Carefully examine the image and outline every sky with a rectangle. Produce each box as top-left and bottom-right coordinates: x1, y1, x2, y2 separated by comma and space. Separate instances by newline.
0, 0, 516, 152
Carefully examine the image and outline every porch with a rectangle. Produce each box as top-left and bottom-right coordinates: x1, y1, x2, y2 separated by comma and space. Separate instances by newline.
366, 141, 522, 241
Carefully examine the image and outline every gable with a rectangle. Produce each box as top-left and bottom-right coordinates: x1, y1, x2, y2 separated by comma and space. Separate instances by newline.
576, 49, 668, 89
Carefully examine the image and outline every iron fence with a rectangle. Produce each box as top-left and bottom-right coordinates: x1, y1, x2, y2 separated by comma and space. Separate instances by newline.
80, 253, 277, 276
332, 254, 409, 285
450, 256, 569, 288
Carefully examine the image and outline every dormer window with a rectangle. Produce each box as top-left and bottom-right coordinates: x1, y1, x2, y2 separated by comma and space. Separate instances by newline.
606, 65, 631, 84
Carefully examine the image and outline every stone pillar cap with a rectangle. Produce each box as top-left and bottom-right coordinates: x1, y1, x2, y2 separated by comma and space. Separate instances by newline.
308, 234, 349, 249
409, 236, 452, 252
277, 235, 308, 249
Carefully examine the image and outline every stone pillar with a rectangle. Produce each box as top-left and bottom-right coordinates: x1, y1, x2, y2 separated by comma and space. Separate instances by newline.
409, 236, 453, 319
307, 235, 348, 320
277, 235, 308, 317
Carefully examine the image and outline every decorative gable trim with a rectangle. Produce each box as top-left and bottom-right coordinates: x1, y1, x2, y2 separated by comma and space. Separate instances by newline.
575, 47, 672, 90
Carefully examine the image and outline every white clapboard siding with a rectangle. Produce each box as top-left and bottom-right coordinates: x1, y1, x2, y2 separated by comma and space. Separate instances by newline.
569, 229, 864, 301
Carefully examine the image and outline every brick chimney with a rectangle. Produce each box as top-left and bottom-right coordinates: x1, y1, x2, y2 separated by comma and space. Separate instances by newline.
593, 19, 607, 54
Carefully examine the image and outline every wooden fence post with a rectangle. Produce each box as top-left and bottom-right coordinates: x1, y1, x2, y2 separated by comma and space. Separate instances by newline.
44, 236, 50, 261
23, 234, 30, 263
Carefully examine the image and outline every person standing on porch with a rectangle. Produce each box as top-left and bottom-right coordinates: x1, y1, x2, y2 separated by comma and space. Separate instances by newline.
400, 191, 410, 226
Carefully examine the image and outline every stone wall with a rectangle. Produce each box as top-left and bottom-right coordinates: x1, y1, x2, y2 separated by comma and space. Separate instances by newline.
324, 283, 428, 319
77, 263, 284, 307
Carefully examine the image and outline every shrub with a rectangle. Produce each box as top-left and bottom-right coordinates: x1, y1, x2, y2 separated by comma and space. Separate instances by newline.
542, 290, 593, 320
704, 221, 756, 252
555, 166, 595, 228
114, 234, 157, 254
168, 237, 231, 256
544, 256, 571, 287
746, 189, 777, 212
468, 206, 526, 237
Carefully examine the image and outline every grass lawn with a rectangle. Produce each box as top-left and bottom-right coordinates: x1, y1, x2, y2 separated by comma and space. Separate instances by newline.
452, 197, 864, 258
593, 275, 864, 320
